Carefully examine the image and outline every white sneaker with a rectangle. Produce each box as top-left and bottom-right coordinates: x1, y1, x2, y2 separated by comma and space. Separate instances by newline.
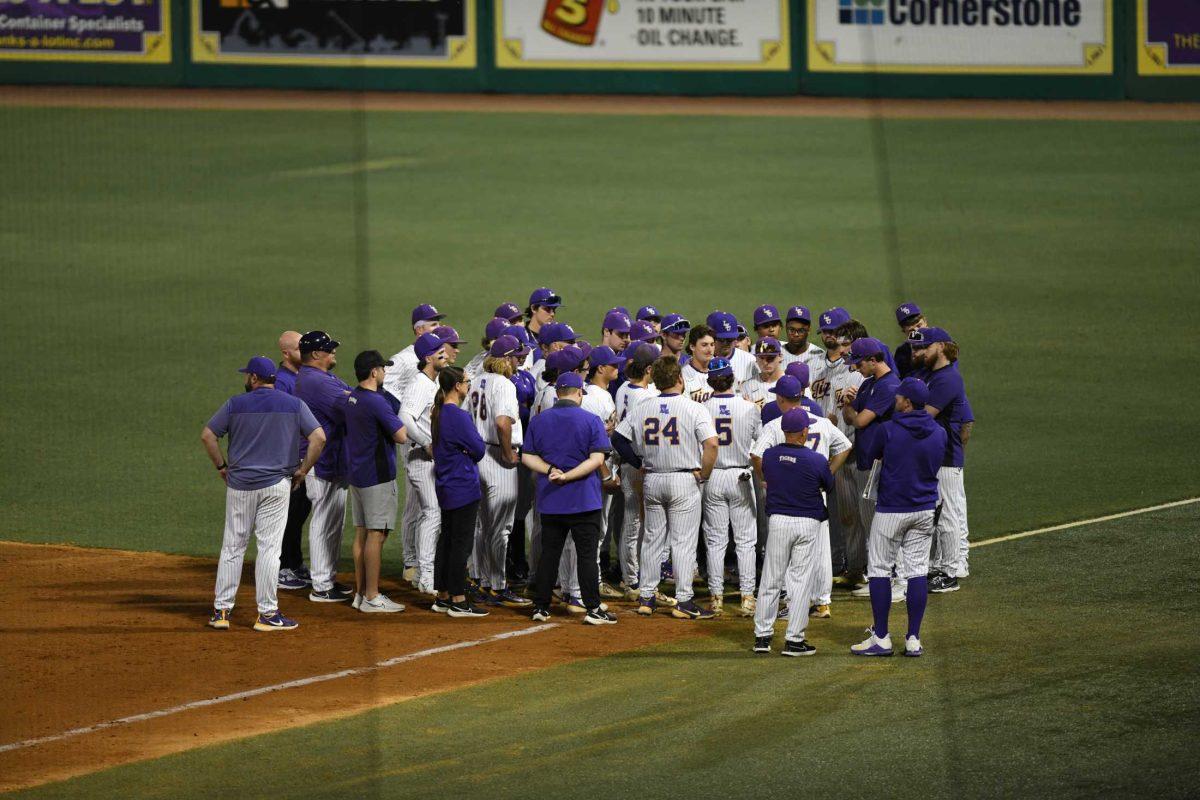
740, 594, 756, 617
360, 593, 406, 613
850, 629, 893, 656
891, 589, 906, 604
904, 635, 923, 657
850, 584, 871, 598
351, 593, 362, 610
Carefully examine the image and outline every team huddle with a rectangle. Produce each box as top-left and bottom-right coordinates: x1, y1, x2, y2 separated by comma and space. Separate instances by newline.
201, 288, 974, 657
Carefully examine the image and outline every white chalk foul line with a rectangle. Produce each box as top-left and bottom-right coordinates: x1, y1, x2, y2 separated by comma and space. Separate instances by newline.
0, 623, 558, 755
970, 497, 1200, 549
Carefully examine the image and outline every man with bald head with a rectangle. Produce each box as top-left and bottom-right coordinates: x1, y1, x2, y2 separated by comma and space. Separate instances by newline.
274, 330, 313, 589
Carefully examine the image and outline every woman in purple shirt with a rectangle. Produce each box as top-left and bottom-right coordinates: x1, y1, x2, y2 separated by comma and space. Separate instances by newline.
430, 366, 488, 618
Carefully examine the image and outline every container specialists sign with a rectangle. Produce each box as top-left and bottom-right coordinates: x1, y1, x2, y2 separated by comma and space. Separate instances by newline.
191, 0, 475, 67
1137, 0, 1200, 76
496, 0, 790, 71
0, 0, 169, 62
807, 0, 1112, 74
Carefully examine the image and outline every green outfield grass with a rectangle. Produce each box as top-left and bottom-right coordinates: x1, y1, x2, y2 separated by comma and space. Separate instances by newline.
13, 504, 1200, 799
1, 107, 1197, 565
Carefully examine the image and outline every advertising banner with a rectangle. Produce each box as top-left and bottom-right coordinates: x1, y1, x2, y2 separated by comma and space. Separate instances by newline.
0, 0, 170, 62
807, 0, 1112, 75
191, 0, 475, 67
496, 0, 790, 71
1137, 0, 1200, 75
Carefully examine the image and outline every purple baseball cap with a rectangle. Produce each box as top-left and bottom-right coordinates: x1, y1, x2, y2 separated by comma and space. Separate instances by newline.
238, 356, 276, 380
489, 334, 525, 358
589, 345, 626, 368
630, 320, 658, 343
528, 287, 562, 308
411, 303, 445, 326
502, 324, 533, 348
818, 307, 851, 332
602, 310, 632, 333
637, 305, 662, 322
623, 342, 660, 366
753, 304, 781, 327
610, 306, 631, 317
786, 305, 811, 323
769, 375, 804, 400
897, 377, 929, 406
706, 357, 734, 379
575, 340, 593, 362
494, 302, 522, 322
736, 324, 749, 338
753, 337, 782, 357
846, 337, 885, 365
895, 302, 923, 325
484, 317, 510, 341
908, 327, 952, 348
781, 408, 814, 432
556, 372, 584, 390
558, 345, 586, 371
784, 361, 811, 388
537, 322, 576, 346
433, 325, 464, 345
414, 332, 445, 361
707, 311, 739, 340
660, 313, 690, 334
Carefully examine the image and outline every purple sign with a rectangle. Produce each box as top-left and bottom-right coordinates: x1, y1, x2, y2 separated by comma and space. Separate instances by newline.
0, 0, 168, 61
1145, 0, 1200, 66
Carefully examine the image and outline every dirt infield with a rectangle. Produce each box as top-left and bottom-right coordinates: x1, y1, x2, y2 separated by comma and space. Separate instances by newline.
2, 85, 1199, 121
0, 542, 702, 792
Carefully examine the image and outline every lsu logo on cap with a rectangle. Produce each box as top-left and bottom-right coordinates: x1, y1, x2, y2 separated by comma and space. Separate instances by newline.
722, 321, 732, 331
907, 329, 925, 343
822, 314, 832, 325
900, 306, 911, 316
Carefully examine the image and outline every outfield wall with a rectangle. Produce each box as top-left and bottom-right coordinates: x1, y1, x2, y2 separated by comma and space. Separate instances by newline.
0, 1, 1195, 101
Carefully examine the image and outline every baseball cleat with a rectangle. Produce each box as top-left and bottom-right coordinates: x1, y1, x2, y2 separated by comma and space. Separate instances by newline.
253, 611, 299, 631
930, 576, 960, 594
493, 588, 532, 608
849, 584, 871, 599
431, 598, 452, 614
752, 636, 772, 654
583, 608, 618, 625
565, 595, 588, 614
809, 604, 831, 619
620, 582, 641, 601
904, 635, 924, 657
851, 629, 894, 656
351, 593, 362, 610
740, 594, 756, 617
402, 566, 418, 583
709, 595, 724, 616
309, 588, 351, 603
207, 608, 231, 630
777, 601, 789, 619
359, 593, 405, 613
781, 640, 816, 657
598, 581, 623, 600
447, 602, 489, 619
277, 569, 308, 590
654, 590, 678, 608
671, 600, 715, 620
295, 566, 312, 582
636, 596, 657, 616
531, 606, 552, 622
661, 560, 674, 583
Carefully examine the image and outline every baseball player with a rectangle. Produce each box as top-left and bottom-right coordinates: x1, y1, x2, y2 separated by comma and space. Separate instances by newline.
700, 358, 761, 617
467, 335, 533, 608
600, 310, 632, 353
613, 343, 660, 598
637, 306, 662, 333
908, 326, 973, 592
272, 330, 312, 590
398, 332, 450, 595
707, 311, 756, 382
341, 350, 409, 614
630, 319, 660, 346
780, 306, 826, 370
752, 409, 835, 657
734, 324, 752, 353
575, 345, 625, 603
433, 326, 465, 366
739, 337, 785, 408
658, 314, 690, 361
681, 324, 717, 403
523, 287, 563, 366
851, 377, 947, 658
463, 317, 511, 381
293, 331, 355, 604
760, 362, 825, 425
494, 301, 524, 326
750, 375, 851, 619
530, 323, 578, 389
752, 304, 783, 340
507, 327, 539, 585
613, 356, 718, 620
892, 302, 927, 378
203, 356, 325, 631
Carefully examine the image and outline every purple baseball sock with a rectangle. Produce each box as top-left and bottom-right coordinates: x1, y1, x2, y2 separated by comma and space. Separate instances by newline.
906, 576, 928, 639
868, 577, 891, 639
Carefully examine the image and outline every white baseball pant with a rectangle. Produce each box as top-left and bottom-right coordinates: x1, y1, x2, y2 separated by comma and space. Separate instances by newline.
400, 446, 419, 571
639, 472, 702, 603
305, 473, 347, 593
214, 478, 290, 614
930, 466, 969, 577
404, 453, 440, 593
754, 514, 820, 642
810, 520, 833, 606
475, 448, 518, 590
619, 463, 643, 587
702, 468, 757, 597
867, 509, 936, 579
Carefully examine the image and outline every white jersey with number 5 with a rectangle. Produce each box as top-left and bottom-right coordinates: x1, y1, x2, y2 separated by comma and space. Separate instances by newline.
702, 393, 761, 468
750, 414, 850, 461
616, 393, 716, 471
468, 373, 522, 447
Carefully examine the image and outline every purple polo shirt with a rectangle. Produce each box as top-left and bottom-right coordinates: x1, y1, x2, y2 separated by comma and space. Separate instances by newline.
851, 370, 900, 472
761, 397, 823, 425
761, 444, 834, 520
513, 369, 536, 428
859, 410, 947, 513
206, 388, 320, 491
923, 364, 971, 468
523, 399, 610, 515
433, 402, 486, 510
294, 365, 351, 481
274, 363, 300, 395
341, 386, 405, 488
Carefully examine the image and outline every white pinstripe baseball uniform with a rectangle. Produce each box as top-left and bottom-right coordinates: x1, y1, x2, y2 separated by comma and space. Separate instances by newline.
462, 350, 488, 381
780, 342, 825, 370
818, 357, 869, 577
383, 344, 421, 573
682, 361, 715, 404
729, 348, 757, 383
616, 392, 716, 604
701, 393, 760, 597
739, 373, 780, 409
614, 381, 658, 587
215, 479, 292, 615
399, 371, 439, 593
468, 372, 522, 591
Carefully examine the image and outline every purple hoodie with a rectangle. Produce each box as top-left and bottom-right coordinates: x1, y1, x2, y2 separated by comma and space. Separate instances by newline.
861, 410, 947, 513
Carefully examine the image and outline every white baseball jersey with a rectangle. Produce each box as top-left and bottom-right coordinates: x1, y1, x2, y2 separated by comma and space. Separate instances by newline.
739, 372, 781, 409
702, 393, 761, 469
750, 414, 851, 461
398, 371, 437, 448
532, 383, 557, 417
828, 364, 864, 441
810, 356, 848, 417
468, 372, 523, 447
616, 393, 716, 471
528, 356, 548, 391
462, 350, 488, 381
729, 348, 757, 383
780, 342, 826, 370
615, 381, 659, 422
583, 384, 618, 432
383, 344, 418, 399
681, 360, 716, 404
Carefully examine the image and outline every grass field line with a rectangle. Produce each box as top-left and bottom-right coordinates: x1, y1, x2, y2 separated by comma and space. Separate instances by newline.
970, 496, 1199, 549
275, 156, 422, 178
0, 624, 558, 756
